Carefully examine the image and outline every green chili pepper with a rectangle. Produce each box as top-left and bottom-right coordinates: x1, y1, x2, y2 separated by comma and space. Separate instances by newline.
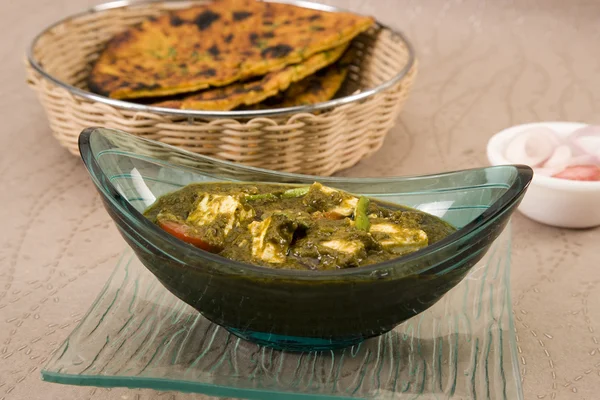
281, 186, 310, 198
245, 186, 310, 202
354, 196, 370, 231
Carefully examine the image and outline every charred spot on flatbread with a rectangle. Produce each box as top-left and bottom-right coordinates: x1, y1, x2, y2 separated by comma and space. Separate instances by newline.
170, 15, 185, 27
261, 44, 293, 58
208, 44, 221, 57
233, 10, 253, 21
195, 10, 221, 30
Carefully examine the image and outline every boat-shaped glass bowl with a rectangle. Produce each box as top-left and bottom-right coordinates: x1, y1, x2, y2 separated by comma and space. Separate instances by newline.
79, 127, 532, 352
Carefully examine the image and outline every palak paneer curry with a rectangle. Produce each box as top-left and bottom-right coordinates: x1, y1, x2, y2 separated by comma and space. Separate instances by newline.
144, 182, 456, 270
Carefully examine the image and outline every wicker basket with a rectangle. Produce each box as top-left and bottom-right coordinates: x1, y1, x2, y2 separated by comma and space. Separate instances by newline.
26, 0, 417, 176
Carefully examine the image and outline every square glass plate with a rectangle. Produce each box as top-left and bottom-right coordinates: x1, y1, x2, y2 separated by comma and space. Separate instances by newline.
41, 226, 522, 400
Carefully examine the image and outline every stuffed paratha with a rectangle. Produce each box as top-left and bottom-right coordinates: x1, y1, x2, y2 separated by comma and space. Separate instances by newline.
256, 61, 348, 108
89, 0, 374, 100
247, 48, 352, 109
274, 63, 349, 107
154, 43, 348, 110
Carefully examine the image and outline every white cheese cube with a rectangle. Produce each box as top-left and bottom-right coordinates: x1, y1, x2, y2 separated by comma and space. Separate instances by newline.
370, 222, 428, 252
320, 239, 365, 255
187, 194, 253, 235
248, 217, 286, 264
330, 196, 359, 217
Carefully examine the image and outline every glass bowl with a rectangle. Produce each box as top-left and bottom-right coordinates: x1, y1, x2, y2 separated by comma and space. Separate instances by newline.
79, 127, 532, 352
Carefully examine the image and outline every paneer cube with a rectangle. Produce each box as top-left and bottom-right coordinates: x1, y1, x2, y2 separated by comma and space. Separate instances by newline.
321, 239, 365, 255
316, 237, 370, 269
330, 196, 358, 217
186, 194, 254, 235
248, 214, 297, 264
305, 182, 358, 217
370, 222, 428, 254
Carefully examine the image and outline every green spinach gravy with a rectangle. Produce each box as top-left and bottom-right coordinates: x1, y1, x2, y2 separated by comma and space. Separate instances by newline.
144, 182, 456, 270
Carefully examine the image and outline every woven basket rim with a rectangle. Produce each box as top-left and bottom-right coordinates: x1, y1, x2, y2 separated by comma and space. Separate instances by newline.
26, 0, 416, 119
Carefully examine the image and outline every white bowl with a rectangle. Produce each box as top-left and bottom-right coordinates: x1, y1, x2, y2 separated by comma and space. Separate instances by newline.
487, 122, 600, 228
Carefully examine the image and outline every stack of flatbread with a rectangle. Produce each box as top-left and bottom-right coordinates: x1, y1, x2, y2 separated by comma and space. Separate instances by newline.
88, 0, 374, 110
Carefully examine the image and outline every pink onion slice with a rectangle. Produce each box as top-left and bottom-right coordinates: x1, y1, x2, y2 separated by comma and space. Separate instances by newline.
502, 124, 600, 181
569, 154, 598, 166
575, 137, 600, 159
543, 145, 572, 169
534, 167, 563, 177
568, 125, 600, 160
541, 147, 597, 173
504, 127, 562, 166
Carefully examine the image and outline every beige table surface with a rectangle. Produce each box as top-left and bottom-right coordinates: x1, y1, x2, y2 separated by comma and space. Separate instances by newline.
2, 0, 600, 399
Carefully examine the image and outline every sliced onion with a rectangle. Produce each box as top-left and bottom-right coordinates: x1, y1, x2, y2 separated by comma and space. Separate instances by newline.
535, 157, 596, 177
568, 124, 600, 139
502, 124, 600, 180
569, 154, 598, 166
534, 167, 564, 177
543, 145, 572, 169
537, 152, 597, 178
575, 137, 600, 159
504, 127, 562, 167
568, 125, 600, 160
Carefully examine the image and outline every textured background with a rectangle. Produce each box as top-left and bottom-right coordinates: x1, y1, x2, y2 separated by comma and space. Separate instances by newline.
2, 0, 600, 399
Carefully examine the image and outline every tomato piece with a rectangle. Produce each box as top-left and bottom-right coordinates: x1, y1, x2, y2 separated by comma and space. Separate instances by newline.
158, 220, 216, 252
552, 165, 600, 181
313, 211, 345, 220
322, 211, 345, 220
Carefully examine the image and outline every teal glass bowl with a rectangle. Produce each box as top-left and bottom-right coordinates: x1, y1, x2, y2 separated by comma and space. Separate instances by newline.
79, 127, 532, 352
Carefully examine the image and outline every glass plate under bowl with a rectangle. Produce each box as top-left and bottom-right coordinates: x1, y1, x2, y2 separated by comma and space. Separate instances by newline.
41, 127, 527, 398
41, 230, 522, 399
